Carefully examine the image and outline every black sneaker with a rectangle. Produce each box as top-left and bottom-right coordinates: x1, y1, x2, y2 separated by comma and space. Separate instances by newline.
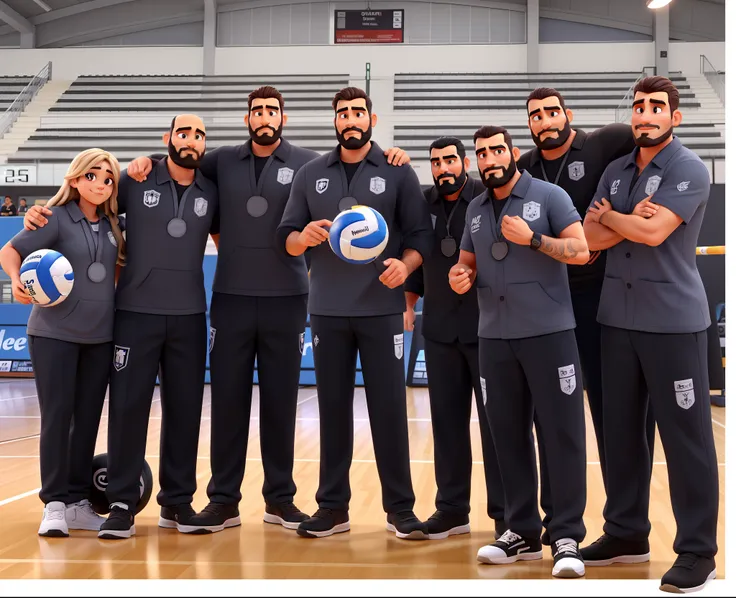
98, 504, 135, 540
264, 502, 309, 530
494, 518, 507, 541
177, 501, 241, 534
425, 510, 470, 540
477, 529, 543, 564
581, 533, 650, 566
158, 503, 197, 531
296, 508, 350, 538
551, 538, 585, 578
660, 554, 716, 593
387, 510, 428, 540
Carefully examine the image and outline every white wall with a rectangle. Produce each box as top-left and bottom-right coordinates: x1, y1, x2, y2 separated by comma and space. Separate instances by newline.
0, 41, 723, 79
0, 48, 202, 78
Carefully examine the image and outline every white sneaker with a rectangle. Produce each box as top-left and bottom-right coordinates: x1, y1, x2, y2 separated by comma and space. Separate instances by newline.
66, 499, 106, 531
38, 501, 69, 537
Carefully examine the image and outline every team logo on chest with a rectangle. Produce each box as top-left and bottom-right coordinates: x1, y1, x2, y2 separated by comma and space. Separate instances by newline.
113, 345, 130, 371
277, 167, 294, 185
675, 378, 695, 410
316, 178, 329, 194
194, 197, 208, 217
143, 190, 160, 208
568, 161, 585, 182
611, 179, 621, 195
522, 201, 541, 222
470, 214, 481, 233
558, 364, 576, 395
645, 175, 662, 196
370, 176, 386, 195
107, 230, 118, 247
394, 333, 404, 360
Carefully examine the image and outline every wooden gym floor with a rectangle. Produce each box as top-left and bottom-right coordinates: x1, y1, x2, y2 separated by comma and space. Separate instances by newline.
0, 379, 726, 582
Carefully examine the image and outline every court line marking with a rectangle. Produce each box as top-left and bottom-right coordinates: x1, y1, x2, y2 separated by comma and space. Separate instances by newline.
0, 487, 41, 507
0, 433, 39, 446
296, 393, 318, 406
711, 418, 725, 429
0, 394, 38, 403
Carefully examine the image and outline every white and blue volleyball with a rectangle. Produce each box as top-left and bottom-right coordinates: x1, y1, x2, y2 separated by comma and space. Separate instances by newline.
19, 249, 74, 307
329, 205, 389, 264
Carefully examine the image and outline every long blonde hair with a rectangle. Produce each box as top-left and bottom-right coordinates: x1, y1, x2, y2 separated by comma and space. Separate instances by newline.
47, 148, 126, 265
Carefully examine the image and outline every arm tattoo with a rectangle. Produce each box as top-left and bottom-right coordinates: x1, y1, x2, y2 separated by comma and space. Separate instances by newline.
539, 236, 582, 263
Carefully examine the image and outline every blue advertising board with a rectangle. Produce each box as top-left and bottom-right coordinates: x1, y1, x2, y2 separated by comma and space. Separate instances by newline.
0, 217, 420, 385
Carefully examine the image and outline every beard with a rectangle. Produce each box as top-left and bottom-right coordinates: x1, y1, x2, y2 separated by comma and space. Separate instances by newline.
168, 139, 204, 169
336, 125, 372, 150
634, 124, 673, 147
434, 168, 467, 196
532, 120, 572, 150
249, 121, 283, 146
481, 160, 517, 190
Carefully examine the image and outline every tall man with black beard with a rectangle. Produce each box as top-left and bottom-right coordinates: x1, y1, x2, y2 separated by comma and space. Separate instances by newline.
404, 137, 506, 540
125, 87, 411, 533
582, 76, 719, 593
278, 87, 433, 540
516, 88, 654, 545
452, 125, 590, 578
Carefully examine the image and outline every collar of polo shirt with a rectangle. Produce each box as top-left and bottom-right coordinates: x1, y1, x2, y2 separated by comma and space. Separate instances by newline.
237, 137, 293, 162
622, 135, 682, 170
154, 157, 209, 190
529, 128, 587, 167
326, 141, 384, 167
66, 199, 109, 223
479, 170, 533, 204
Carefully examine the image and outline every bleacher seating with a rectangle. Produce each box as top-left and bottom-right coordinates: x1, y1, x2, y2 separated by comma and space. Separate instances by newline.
393, 72, 699, 110
0, 76, 33, 111
395, 122, 726, 160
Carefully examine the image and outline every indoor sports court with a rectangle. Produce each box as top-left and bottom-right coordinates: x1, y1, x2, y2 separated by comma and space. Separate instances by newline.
0, 0, 729, 595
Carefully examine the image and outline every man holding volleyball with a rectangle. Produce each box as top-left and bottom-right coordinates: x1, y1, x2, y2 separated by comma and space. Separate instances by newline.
277, 87, 433, 540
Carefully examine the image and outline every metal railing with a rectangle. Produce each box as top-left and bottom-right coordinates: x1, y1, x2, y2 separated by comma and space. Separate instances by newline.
615, 66, 655, 124
0, 61, 52, 141
700, 54, 724, 106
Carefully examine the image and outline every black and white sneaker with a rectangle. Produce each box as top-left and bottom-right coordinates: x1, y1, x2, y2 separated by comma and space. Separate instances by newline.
297, 508, 350, 538
386, 510, 428, 540
660, 554, 716, 593
477, 530, 543, 564
177, 501, 241, 534
551, 538, 585, 578
581, 533, 650, 566
158, 503, 197, 531
425, 510, 470, 540
263, 502, 309, 530
98, 504, 135, 540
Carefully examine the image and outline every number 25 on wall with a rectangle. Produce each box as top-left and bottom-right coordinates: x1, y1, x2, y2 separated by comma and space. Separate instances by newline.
3, 168, 30, 183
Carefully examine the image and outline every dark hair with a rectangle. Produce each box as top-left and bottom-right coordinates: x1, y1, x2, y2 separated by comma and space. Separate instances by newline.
332, 86, 372, 113
526, 87, 567, 113
633, 76, 680, 111
248, 85, 284, 111
473, 125, 514, 151
429, 136, 466, 161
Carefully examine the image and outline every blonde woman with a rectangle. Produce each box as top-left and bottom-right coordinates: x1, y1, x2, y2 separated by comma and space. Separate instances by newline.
0, 148, 125, 537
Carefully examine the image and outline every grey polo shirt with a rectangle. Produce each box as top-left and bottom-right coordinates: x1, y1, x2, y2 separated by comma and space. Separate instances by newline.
115, 160, 219, 315
460, 170, 580, 340
11, 201, 118, 344
201, 138, 318, 297
589, 136, 711, 333
277, 142, 434, 317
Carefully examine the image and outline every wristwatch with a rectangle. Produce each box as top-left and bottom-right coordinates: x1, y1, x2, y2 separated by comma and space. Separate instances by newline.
530, 231, 542, 251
